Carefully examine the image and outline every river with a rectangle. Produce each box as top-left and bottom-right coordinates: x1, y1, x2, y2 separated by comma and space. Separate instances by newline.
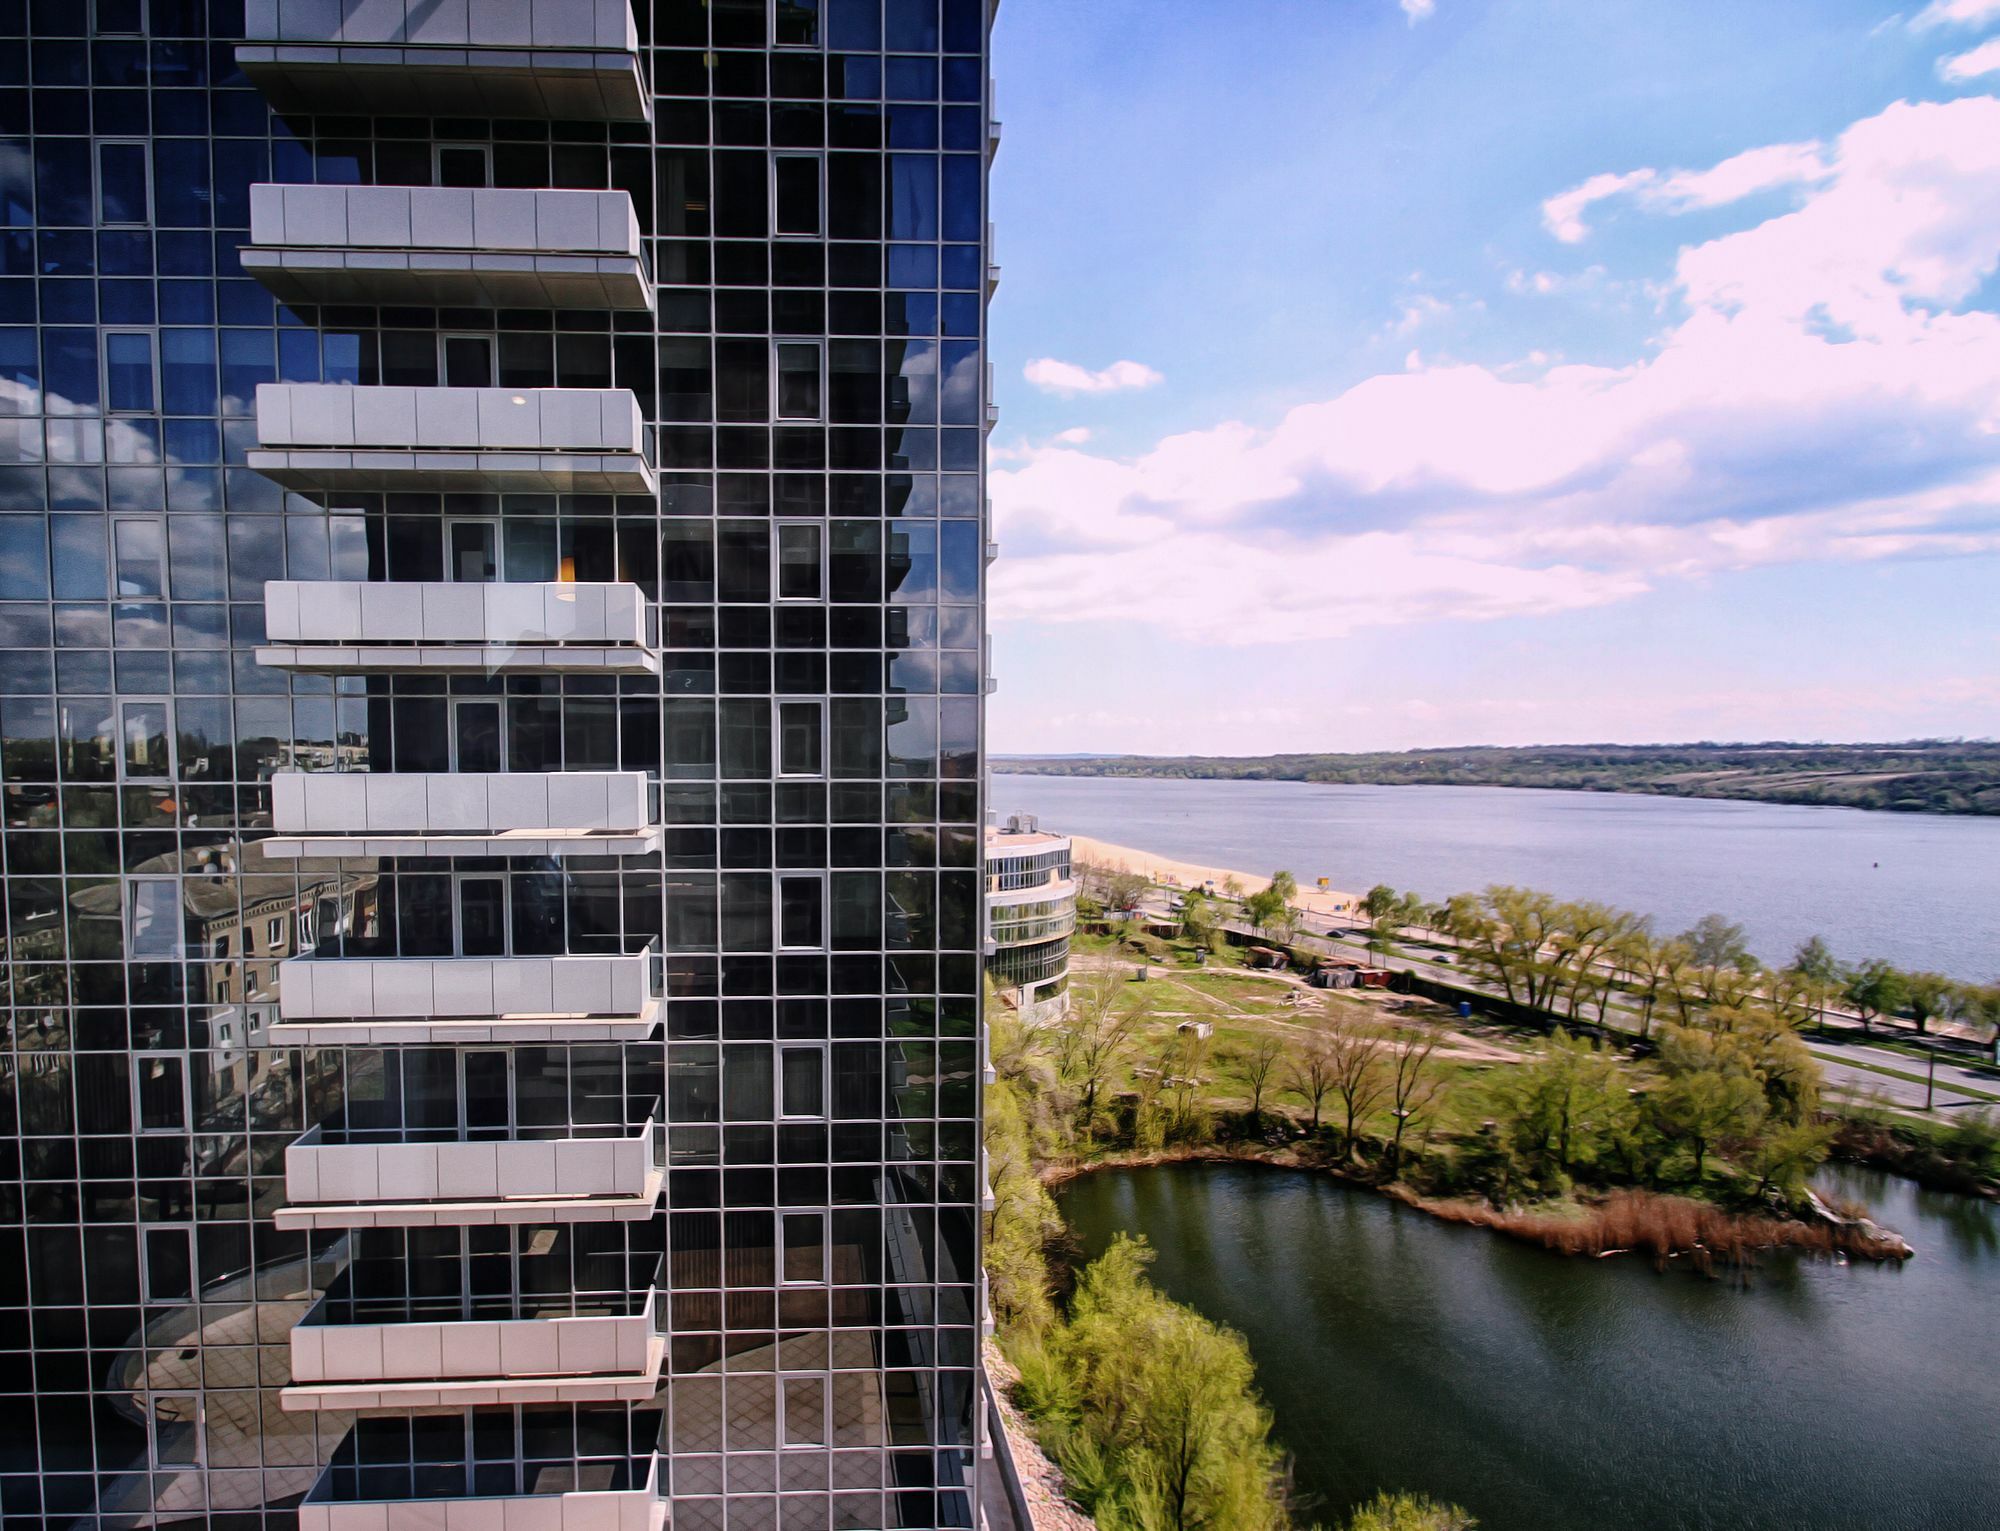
993, 775, 2000, 975
1055, 1163, 2000, 1531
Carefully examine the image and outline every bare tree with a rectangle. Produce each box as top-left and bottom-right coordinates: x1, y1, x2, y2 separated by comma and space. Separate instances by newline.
1386, 1027, 1448, 1167
1283, 1040, 1336, 1134
1325, 1023, 1390, 1155
1063, 979, 1147, 1125
1242, 1034, 1286, 1125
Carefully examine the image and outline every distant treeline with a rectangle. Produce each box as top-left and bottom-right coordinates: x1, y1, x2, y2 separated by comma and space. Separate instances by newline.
995, 741, 2000, 816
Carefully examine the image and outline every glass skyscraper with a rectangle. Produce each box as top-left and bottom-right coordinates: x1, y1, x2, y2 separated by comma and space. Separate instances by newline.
0, 3, 994, 1529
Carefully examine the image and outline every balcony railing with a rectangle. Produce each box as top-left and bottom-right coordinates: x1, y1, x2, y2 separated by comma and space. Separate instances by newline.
272, 945, 662, 1045
250, 385, 654, 495
278, 1108, 665, 1230
299, 1448, 665, 1531
264, 770, 662, 859
244, 185, 651, 310
257, 579, 659, 676
238, 0, 650, 122
283, 1265, 666, 1412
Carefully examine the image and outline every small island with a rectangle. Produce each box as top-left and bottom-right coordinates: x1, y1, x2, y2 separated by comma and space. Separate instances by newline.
996, 740, 2000, 816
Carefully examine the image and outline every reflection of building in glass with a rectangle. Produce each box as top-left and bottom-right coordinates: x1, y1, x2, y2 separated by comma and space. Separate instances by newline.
0, 3, 995, 1528
984, 819, 1074, 1024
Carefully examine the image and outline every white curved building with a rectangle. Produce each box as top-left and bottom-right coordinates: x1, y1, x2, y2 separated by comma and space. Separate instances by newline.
985, 817, 1076, 1023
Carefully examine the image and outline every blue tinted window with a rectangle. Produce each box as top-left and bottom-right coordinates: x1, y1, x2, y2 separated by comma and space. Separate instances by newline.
884, 56, 936, 100
941, 154, 980, 240
887, 155, 936, 240
942, 0, 982, 52
105, 332, 153, 412
96, 141, 148, 223
942, 57, 979, 101
43, 327, 97, 413
940, 245, 979, 290
827, 0, 880, 50
885, 0, 937, 50
0, 515, 48, 598
35, 139, 91, 225
151, 141, 210, 227
887, 244, 936, 287
160, 328, 216, 415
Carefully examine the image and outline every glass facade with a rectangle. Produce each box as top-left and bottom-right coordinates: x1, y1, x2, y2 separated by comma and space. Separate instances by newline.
0, 3, 992, 1529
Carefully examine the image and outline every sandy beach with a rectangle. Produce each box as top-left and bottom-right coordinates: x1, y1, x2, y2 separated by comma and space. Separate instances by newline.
1068, 834, 1364, 919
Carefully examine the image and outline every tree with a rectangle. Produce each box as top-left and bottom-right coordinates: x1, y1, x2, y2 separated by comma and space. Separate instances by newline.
1064, 980, 1146, 1126
1386, 1026, 1447, 1168
1344, 1491, 1479, 1531
1489, 1029, 1626, 1179
1651, 1028, 1769, 1178
1052, 1236, 1288, 1531
1283, 1039, 1337, 1134
1903, 971, 1954, 1036
1243, 884, 1286, 935
1843, 959, 1908, 1035
1361, 883, 1401, 922
1324, 1022, 1389, 1155
1241, 1034, 1286, 1126
1746, 1117, 1834, 1200
1680, 913, 1753, 971
1789, 936, 1841, 1032
1269, 870, 1299, 906
1178, 888, 1220, 952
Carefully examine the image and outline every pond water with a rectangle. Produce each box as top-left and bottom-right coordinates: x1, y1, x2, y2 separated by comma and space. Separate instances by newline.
1054, 1162, 2000, 1531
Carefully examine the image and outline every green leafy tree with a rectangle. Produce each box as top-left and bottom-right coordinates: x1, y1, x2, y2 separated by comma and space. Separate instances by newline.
1344, 1491, 1479, 1531
1680, 912, 1753, 971
1362, 883, 1402, 921
1902, 971, 1954, 1036
1842, 958, 1908, 1035
1051, 1237, 1288, 1531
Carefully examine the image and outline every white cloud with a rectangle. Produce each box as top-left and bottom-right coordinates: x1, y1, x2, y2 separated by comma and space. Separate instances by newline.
1912, 0, 2000, 28
1542, 141, 1829, 242
1052, 426, 1093, 445
993, 96, 2000, 647
1941, 36, 2000, 79
1022, 358, 1165, 395
1399, 0, 1436, 22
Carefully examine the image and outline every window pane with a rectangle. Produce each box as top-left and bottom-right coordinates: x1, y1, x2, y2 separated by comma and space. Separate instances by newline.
121, 700, 170, 776
778, 524, 822, 599
782, 1212, 825, 1282
776, 0, 821, 46
781, 1049, 824, 1118
136, 1055, 186, 1130
783, 1377, 826, 1447
775, 156, 821, 235
127, 878, 182, 958
780, 876, 824, 949
98, 142, 149, 224
778, 702, 822, 775
106, 333, 154, 412
777, 344, 822, 420
151, 1397, 201, 1468
113, 519, 163, 597
144, 1227, 193, 1303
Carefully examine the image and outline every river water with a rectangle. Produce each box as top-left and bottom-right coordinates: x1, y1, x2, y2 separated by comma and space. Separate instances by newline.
1055, 1163, 2000, 1531
993, 775, 2000, 975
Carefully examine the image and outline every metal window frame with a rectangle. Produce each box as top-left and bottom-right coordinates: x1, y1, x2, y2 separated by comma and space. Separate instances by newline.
432, 142, 494, 188
110, 515, 166, 597
102, 328, 160, 415
779, 1207, 830, 1284
773, 521, 827, 602
776, 1041, 829, 1120
140, 1223, 197, 1304
94, 139, 153, 227
770, 150, 826, 237
148, 1392, 206, 1470
116, 696, 176, 781
775, 870, 828, 951
770, 0, 825, 50
131, 1050, 191, 1135
779, 1372, 832, 1448
773, 697, 826, 778
771, 338, 826, 422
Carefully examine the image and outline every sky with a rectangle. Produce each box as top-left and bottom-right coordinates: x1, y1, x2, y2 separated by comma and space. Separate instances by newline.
984, 0, 2000, 755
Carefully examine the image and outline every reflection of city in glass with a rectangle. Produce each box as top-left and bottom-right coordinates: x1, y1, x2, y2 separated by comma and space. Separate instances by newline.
0, 3, 992, 1528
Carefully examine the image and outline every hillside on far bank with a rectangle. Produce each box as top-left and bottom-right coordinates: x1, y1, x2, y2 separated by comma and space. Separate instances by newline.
993, 741, 2000, 817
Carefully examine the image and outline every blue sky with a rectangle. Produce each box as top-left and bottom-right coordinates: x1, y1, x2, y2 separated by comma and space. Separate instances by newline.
985, 0, 2000, 753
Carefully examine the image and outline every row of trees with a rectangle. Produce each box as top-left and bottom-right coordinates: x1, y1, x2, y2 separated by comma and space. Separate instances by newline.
1359, 883, 2000, 1042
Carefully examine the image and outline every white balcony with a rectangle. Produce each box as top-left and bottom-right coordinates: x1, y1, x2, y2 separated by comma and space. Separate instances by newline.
298, 1452, 665, 1531
284, 1287, 664, 1412
244, 185, 652, 310
265, 771, 660, 859
273, 952, 660, 1045
277, 1117, 664, 1230
257, 580, 658, 676
238, 0, 649, 122
250, 385, 654, 495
